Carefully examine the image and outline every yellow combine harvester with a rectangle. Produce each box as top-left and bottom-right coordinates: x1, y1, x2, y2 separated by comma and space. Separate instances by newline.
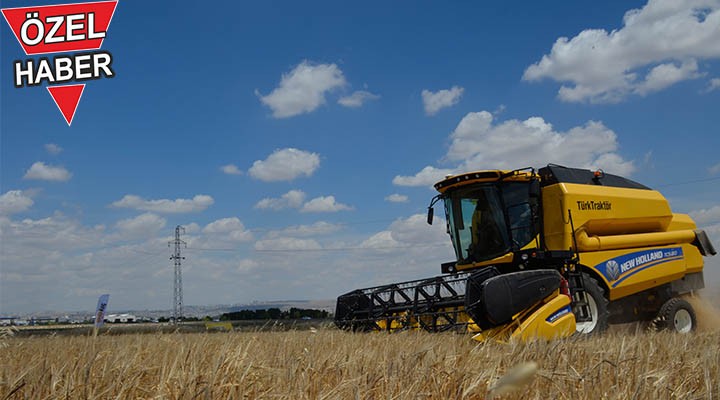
335, 165, 715, 341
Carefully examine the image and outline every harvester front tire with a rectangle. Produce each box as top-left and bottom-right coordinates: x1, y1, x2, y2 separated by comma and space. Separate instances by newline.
652, 298, 696, 333
574, 273, 609, 335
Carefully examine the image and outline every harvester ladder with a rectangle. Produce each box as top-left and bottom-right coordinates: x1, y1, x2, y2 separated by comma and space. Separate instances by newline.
566, 271, 592, 323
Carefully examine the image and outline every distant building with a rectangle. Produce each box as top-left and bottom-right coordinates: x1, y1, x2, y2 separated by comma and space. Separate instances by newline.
0, 318, 27, 326
104, 313, 136, 323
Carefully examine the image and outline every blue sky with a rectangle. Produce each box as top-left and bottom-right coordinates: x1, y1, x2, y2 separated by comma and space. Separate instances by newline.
2, 0, 720, 314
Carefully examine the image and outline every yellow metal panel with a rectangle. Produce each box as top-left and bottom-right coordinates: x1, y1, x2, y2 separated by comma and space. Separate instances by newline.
511, 295, 575, 341
541, 184, 570, 251
562, 183, 673, 234
456, 252, 514, 271
579, 245, 693, 300
542, 182, 676, 253
575, 229, 696, 252
541, 180, 706, 301
471, 293, 575, 343
668, 213, 697, 231
682, 243, 704, 273
205, 321, 233, 331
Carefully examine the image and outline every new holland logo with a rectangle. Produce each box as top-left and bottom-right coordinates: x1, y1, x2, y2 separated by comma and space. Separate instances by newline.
595, 247, 684, 287
605, 260, 620, 281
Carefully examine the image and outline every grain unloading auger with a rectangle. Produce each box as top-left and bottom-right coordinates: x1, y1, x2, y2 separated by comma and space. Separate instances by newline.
335, 165, 716, 341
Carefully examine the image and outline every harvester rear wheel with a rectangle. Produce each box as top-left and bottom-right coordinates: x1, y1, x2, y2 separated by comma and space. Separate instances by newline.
652, 298, 696, 333
574, 273, 609, 335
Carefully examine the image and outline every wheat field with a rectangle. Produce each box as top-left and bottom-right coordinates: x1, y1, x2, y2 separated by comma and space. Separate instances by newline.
2, 299, 719, 399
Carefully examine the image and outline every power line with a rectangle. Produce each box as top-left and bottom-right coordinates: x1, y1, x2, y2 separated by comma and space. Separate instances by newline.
127, 250, 169, 266
186, 247, 237, 252
128, 248, 167, 256
240, 218, 401, 234
184, 243, 449, 253
652, 176, 720, 189
254, 243, 449, 253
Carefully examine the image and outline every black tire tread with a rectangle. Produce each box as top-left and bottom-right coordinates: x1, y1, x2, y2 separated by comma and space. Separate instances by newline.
652, 297, 696, 332
577, 273, 610, 335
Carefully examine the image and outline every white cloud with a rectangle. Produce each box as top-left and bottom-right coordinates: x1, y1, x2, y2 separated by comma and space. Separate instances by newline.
203, 217, 243, 233
393, 166, 457, 187
0, 213, 103, 253
0, 211, 264, 312
23, 162, 72, 182
256, 60, 346, 118
634, 60, 701, 95
709, 162, 720, 175
689, 205, 720, 226
248, 148, 320, 182
523, 0, 720, 103
338, 90, 380, 107
385, 194, 409, 203
255, 190, 307, 210
115, 213, 166, 237
448, 112, 633, 174
0, 190, 34, 215
706, 78, 720, 92
44, 143, 63, 155
643, 150, 654, 166
395, 111, 635, 187
266, 221, 342, 238
111, 194, 214, 213
220, 164, 242, 175
355, 214, 455, 287
421, 86, 464, 115
361, 214, 449, 250
360, 230, 400, 250
0, 207, 460, 313
256, 191, 353, 213
300, 196, 353, 213
184, 222, 201, 233
254, 237, 322, 251
387, 214, 449, 244
202, 217, 253, 242
237, 259, 259, 273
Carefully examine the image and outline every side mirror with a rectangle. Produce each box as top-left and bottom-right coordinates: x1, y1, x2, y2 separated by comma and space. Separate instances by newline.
427, 207, 434, 225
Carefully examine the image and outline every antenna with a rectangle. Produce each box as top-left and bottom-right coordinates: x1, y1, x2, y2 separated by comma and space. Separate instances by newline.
169, 225, 186, 324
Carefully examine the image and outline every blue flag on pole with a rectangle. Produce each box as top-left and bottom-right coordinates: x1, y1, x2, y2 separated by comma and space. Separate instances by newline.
94, 294, 110, 328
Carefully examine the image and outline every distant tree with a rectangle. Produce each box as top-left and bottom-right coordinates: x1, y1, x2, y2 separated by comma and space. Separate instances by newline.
219, 307, 330, 321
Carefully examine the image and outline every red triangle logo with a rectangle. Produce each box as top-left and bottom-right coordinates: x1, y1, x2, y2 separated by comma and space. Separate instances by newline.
47, 84, 85, 126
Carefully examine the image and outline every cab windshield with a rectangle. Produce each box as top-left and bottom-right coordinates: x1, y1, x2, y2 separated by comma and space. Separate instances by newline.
444, 182, 537, 263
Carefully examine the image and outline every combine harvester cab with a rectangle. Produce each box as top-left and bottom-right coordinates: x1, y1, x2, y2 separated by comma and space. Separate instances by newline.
335, 165, 714, 341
